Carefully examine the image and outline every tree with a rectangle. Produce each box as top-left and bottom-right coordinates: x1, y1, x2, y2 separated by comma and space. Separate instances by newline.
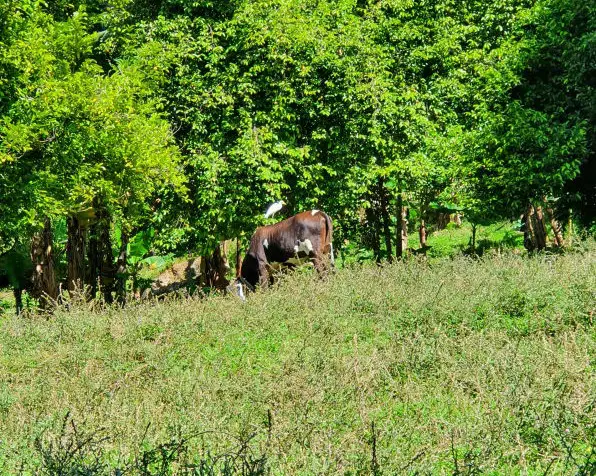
0, 4, 185, 303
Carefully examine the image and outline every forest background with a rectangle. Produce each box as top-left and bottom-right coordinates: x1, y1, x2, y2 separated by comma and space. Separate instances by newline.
0, 0, 594, 305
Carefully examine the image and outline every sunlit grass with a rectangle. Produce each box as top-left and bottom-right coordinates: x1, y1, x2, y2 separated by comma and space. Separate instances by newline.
0, 246, 594, 473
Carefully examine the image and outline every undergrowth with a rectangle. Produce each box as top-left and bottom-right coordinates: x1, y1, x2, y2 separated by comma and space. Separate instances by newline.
0, 247, 594, 474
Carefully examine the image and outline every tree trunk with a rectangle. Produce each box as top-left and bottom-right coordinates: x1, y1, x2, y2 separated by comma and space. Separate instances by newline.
365, 206, 381, 263
87, 219, 99, 298
533, 205, 548, 250
87, 206, 115, 303
545, 202, 564, 247
205, 242, 231, 289
470, 223, 477, 253
100, 220, 115, 304
566, 209, 573, 246
524, 204, 536, 252
115, 231, 128, 306
402, 210, 409, 255
222, 240, 230, 268
436, 213, 449, 230
30, 218, 58, 310
396, 194, 403, 258
236, 237, 243, 278
396, 194, 408, 258
419, 204, 427, 249
67, 216, 86, 293
419, 219, 427, 247
378, 179, 393, 262
454, 213, 462, 226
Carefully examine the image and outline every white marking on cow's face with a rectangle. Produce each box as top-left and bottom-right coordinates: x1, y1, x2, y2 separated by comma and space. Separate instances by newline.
311, 209, 319, 215
263, 239, 269, 249
295, 238, 314, 255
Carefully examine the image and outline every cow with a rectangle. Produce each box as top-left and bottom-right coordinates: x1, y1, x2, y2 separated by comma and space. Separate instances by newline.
236, 210, 334, 296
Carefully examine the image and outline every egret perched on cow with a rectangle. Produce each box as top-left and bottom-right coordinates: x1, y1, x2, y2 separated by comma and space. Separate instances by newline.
264, 200, 285, 218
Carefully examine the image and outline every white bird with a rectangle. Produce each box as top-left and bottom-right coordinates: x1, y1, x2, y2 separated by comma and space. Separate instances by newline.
264, 200, 285, 218
235, 282, 246, 302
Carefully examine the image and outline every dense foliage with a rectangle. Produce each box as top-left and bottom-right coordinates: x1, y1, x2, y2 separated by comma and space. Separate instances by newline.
0, 0, 594, 293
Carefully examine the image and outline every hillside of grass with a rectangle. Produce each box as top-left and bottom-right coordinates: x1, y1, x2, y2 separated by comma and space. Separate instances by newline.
0, 246, 594, 473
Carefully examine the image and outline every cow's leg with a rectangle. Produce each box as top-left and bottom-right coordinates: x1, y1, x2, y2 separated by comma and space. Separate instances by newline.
14, 288, 23, 315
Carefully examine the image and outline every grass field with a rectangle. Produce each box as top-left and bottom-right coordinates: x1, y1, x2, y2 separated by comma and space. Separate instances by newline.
0, 244, 595, 473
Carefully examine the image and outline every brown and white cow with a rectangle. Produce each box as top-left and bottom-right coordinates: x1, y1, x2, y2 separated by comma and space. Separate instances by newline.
236, 210, 334, 296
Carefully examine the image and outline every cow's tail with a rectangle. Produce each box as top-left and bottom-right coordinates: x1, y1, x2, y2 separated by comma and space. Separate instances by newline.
323, 212, 334, 265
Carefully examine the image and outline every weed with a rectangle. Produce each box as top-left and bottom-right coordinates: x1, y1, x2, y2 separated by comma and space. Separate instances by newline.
33, 411, 110, 475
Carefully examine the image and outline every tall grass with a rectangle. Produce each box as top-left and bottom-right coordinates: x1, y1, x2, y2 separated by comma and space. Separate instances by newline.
0, 247, 594, 473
